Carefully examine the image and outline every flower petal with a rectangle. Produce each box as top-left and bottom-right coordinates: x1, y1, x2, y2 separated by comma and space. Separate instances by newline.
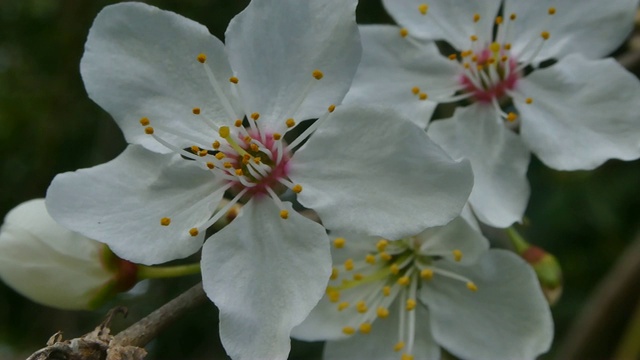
516, 54, 640, 170
81, 2, 241, 153
343, 25, 460, 127
428, 105, 531, 227
418, 216, 489, 266
225, 0, 361, 129
46, 145, 220, 264
383, 0, 501, 50
321, 301, 440, 360
290, 105, 473, 239
505, 0, 637, 62
421, 250, 553, 360
0, 199, 110, 310
201, 198, 331, 360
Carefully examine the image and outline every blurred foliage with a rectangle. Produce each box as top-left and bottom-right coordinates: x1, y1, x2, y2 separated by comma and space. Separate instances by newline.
0, 0, 639, 359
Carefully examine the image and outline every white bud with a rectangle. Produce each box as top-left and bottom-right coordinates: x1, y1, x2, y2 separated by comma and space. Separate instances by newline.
0, 199, 129, 310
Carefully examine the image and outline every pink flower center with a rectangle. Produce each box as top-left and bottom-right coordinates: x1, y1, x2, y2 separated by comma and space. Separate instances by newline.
458, 47, 521, 104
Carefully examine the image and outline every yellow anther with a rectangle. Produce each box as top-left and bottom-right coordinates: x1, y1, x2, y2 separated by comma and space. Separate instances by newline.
144, 126, 154, 135
376, 239, 389, 252
234, 119, 243, 127
452, 249, 463, 262
198, 150, 208, 157
390, 264, 400, 275
235, 168, 243, 176
418, 92, 428, 101
467, 281, 478, 292
359, 322, 372, 334
253, 157, 261, 164
501, 55, 509, 62
356, 300, 368, 313
250, 143, 259, 152
365, 254, 376, 264
526, 97, 533, 104
418, 4, 428, 15
487, 57, 496, 65
273, 133, 282, 141
380, 252, 392, 261
337, 301, 349, 311
328, 104, 336, 113
495, 16, 503, 25
411, 86, 420, 95
471, 55, 478, 62
192, 107, 201, 115
548, 7, 556, 15
377, 307, 389, 318
406, 299, 416, 311
219, 126, 230, 138
229, 76, 239, 84
420, 268, 434, 280
250, 112, 260, 121
328, 289, 340, 302
476, 64, 484, 71
401, 354, 414, 360
215, 152, 225, 160
353, 273, 364, 281
490, 42, 501, 52
461, 50, 472, 57
382, 286, 391, 296
509, 13, 517, 21
399, 28, 409, 38
206, 162, 215, 169
139, 117, 150, 126
196, 53, 207, 63
190, 145, 200, 153
448, 53, 457, 61
470, 35, 478, 42
342, 326, 355, 335
280, 210, 289, 219
223, 162, 232, 169
160, 217, 171, 226
507, 112, 518, 122
243, 136, 252, 143
473, 13, 480, 23
312, 69, 324, 80
333, 237, 346, 248
344, 258, 354, 271
212, 140, 220, 149
330, 267, 339, 280
394, 342, 405, 352
463, 63, 471, 69
285, 118, 296, 128
541, 31, 550, 40
397, 276, 410, 286
504, 43, 512, 50
189, 228, 199, 237
292, 184, 303, 194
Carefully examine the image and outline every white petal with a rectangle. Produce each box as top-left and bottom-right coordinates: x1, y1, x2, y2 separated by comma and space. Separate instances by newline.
383, 0, 501, 50
81, 3, 241, 153
418, 216, 489, 266
506, 0, 637, 62
322, 302, 440, 360
0, 199, 111, 310
290, 105, 473, 239
202, 199, 331, 360
343, 25, 460, 127
516, 54, 640, 170
428, 105, 531, 227
421, 250, 553, 360
225, 0, 361, 129
46, 145, 221, 265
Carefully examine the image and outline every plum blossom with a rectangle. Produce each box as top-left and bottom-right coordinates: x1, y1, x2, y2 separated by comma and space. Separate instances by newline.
46, 1, 473, 359
345, 0, 640, 227
293, 216, 553, 360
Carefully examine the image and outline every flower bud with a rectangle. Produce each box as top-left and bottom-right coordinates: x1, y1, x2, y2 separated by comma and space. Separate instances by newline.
0, 199, 137, 310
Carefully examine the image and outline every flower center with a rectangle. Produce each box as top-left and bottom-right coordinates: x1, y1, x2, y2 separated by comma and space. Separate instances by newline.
327, 236, 477, 360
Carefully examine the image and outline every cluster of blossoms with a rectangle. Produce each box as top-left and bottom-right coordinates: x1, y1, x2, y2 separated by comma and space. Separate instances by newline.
2, 0, 639, 359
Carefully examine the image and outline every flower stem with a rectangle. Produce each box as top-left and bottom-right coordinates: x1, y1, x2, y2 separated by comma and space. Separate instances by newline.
505, 226, 528, 253
136, 263, 201, 279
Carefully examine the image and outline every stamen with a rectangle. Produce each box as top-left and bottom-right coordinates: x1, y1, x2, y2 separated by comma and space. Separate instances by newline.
359, 322, 372, 334
189, 228, 199, 237
160, 217, 171, 226
334, 237, 346, 248
418, 4, 428, 15
192, 107, 201, 115
399, 28, 409, 38
342, 326, 355, 335
196, 53, 207, 63
139, 117, 150, 126
452, 249, 463, 262
229, 76, 239, 84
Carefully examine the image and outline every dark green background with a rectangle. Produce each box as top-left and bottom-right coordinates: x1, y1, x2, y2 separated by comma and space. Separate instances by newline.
1, 1, 638, 359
